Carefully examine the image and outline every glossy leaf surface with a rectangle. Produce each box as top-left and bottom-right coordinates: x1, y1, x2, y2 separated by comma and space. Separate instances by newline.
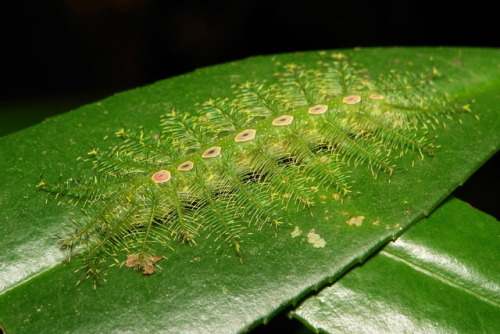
292, 197, 500, 333
0, 48, 499, 333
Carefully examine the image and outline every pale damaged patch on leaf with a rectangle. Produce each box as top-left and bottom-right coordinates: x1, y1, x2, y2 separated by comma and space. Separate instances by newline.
291, 226, 302, 238
347, 215, 365, 226
307, 229, 326, 248
125, 254, 163, 275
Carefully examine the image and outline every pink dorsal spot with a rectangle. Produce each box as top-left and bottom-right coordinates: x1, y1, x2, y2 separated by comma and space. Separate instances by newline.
151, 170, 171, 183
342, 95, 362, 105
308, 105, 328, 115
370, 94, 384, 100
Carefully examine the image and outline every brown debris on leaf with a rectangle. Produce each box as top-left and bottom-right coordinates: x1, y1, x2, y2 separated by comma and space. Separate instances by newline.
125, 254, 163, 275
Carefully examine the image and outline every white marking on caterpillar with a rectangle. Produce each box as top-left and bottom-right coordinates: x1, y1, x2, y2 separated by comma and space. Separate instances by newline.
272, 115, 294, 126
342, 95, 362, 104
308, 105, 328, 115
202, 146, 222, 158
369, 94, 384, 100
235, 129, 257, 142
178, 161, 194, 171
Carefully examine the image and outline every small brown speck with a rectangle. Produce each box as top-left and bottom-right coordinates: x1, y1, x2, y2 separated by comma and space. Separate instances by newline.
125, 254, 162, 275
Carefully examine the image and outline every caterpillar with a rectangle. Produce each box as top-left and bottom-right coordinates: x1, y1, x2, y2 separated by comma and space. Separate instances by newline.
38, 52, 471, 281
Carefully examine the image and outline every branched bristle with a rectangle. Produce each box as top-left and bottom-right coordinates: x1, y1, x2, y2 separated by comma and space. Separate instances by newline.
277, 64, 327, 106
203, 98, 250, 136
161, 109, 212, 152
318, 54, 368, 96
235, 81, 284, 117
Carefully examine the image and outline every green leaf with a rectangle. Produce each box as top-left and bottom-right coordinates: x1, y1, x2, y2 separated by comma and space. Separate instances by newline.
0, 48, 499, 333
291, 197, 500, 333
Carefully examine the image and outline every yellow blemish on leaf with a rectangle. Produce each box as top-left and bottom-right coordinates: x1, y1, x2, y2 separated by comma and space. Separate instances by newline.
291, 226, 302, 238
307, 229, 326, 248
347, 215, 364, 226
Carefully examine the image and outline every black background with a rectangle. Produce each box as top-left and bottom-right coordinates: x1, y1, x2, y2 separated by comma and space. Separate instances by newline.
0, 1, 498, 332
2, 1, 498, 105
0, 1, 497, 216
